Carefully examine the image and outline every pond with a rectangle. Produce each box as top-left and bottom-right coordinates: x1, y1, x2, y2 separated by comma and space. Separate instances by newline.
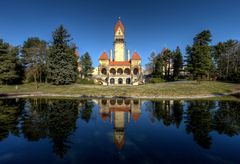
0, 98, 240, 164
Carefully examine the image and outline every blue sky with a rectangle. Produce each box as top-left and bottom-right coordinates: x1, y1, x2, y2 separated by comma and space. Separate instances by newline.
0, 0, 240, 67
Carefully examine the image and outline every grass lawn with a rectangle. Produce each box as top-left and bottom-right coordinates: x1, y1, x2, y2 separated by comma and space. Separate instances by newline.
0, 81, 239, 98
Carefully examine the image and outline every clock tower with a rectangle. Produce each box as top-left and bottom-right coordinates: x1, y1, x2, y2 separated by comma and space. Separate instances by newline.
114, 17, 125, 61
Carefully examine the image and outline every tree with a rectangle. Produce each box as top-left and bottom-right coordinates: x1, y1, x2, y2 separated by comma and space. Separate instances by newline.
173, 47, 183, 80
161, 48, 173, 80
80, 52, 93, 79
145, 51, 157, 75
47, 25, 78, 85
212, 40, 240, 81
0, 39, 22, 84
186, 30, 212, 80
22, 37, 47, 89
152, 55, 164, 78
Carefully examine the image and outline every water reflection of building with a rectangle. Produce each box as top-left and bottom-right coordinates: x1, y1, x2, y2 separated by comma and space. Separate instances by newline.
98, 99, 141, 150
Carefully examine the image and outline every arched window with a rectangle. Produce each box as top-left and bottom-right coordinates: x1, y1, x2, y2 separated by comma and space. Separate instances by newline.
101, 99, 107, 105
125, 99, 130, 105
117, 68, 123, 75
110, 68, 116, 75
117, 99, 123, 105
110, 78, 115, 84
110, 99, 116, 105
124, 68, 130, 75
133, 68, 139, 75
126, 78, 131, 84
118, 78, 123, 84
101, 68, 107, 75
133, 100, 139, 105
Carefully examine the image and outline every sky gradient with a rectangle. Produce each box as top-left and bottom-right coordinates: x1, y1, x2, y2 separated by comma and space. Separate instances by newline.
0, 0, 240, 67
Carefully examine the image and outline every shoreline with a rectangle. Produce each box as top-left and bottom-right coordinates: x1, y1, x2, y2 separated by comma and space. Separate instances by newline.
1, 91, 239, 100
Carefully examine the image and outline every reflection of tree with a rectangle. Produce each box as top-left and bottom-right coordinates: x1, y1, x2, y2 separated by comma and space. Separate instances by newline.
0, 99, 24, 141
185, 101, 213, 149
172, 101, 183, 128
22, 99, 49, 141
48, 100, 79, 158
22, 99, 79, 158
79, 100, 94, 122
213, 101, 240, 136
148, 100, 183, 127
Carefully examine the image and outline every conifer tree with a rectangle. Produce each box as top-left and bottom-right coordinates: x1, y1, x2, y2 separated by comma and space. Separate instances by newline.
152, 55, 164, 78
0, 39, 21, 84
186, 30, 212, 79
173, 46, 183, 80
47, 25, 78, 85
80, 52, 93, 79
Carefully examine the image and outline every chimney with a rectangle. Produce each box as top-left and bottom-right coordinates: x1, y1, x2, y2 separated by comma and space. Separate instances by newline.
128, 49, 130, 61
110, 49, 113, 61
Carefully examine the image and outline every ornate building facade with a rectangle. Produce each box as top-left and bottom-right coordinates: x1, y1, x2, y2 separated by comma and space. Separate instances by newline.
95, 18, 144, 85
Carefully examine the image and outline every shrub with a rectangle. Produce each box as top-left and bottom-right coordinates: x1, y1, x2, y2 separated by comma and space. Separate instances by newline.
76, 78, 94, 84
149, 78, 165, 83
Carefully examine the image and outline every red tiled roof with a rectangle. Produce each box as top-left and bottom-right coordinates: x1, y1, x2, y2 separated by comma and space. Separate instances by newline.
132, 52, 141, 60
114, 17, 125, 33
99, 52, 109, 60
109, 61, 131, 66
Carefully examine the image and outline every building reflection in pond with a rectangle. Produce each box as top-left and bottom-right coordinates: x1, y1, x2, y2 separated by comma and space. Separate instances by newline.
0, 98, 240, 162
98, 98, 141, 150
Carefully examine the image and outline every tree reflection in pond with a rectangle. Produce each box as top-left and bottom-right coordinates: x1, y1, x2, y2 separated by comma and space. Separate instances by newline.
79, 100, 94, 122
0, 99, 25, 141
146, 100, 183, 128
184, 101, 213, 149
213, 101, 240, 136
22, 99, 79, 158
0, 98, 240, 163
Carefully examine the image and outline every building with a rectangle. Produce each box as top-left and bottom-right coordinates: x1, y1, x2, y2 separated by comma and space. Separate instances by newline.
95, 17, 144, 85
98, 98, 141, 150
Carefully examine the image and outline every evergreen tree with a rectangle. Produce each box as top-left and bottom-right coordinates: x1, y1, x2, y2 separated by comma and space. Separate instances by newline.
173, 46, 183, 80
186, 30, 212, 80
0, 39, 21, 84
152, 55, 164, 78
47, 25, 78, 85
80, 52, 93, 79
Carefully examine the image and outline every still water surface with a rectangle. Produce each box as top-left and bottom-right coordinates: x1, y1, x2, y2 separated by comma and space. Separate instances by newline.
0, 98, 240, 164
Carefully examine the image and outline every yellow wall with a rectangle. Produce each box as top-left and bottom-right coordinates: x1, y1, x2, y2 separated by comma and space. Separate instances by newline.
114, 43, 125, 61
131, 60, 141, 66
114, 27, 125, 61
99, 60, 109, 66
